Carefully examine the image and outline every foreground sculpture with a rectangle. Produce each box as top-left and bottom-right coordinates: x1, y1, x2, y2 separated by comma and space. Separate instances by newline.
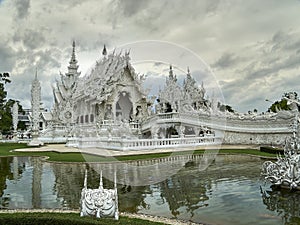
262, 116, 300, 190
80, 170, 119, 220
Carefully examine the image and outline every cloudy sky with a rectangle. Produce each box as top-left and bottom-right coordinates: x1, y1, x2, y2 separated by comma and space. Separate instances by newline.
1, 0, 300, 113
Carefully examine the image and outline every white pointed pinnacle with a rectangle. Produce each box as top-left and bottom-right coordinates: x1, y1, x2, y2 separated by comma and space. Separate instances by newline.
84, 169, 87, 189
99, 170, 103, 190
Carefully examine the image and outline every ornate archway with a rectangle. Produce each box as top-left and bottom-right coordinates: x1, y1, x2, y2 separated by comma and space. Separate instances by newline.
115, 92, 133, 121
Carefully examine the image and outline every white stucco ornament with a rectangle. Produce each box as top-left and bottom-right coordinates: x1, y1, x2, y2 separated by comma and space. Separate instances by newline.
80, 170, 119, 220
262, 115, 300, 190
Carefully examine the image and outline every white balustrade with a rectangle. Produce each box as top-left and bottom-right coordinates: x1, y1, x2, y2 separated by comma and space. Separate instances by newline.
141, 112, 292, 134
78, 136, 222, 151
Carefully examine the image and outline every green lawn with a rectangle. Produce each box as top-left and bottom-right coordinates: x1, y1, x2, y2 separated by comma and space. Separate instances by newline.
0, 212, 166, 225
0, 142, 277, 163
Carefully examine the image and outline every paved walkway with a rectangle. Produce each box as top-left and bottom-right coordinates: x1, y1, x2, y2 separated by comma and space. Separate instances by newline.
14, 144, 260, 157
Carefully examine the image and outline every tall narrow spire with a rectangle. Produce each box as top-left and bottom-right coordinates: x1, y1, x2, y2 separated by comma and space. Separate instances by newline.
70, 40, 77, 64
169, 64, 174, 79
66, 41, 80, 77
35, 67, 38, 80
102, 44, 107, 56
187, 66, 192, 79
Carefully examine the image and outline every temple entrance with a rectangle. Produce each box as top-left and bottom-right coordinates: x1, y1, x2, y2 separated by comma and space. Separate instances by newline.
166, 126, 178, 138
115, 92, 133, 121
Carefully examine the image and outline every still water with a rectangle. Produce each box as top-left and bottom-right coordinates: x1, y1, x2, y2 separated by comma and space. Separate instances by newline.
0, 154, 299, 225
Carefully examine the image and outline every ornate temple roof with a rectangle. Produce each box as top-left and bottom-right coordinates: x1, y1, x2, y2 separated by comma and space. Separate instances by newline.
73, 46, 146, 103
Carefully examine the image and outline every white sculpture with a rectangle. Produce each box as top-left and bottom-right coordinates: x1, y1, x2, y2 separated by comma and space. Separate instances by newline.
262, 115, 300, 190
12, 101, 18, 140
28, 70, 43, 146
80, 170, 119, 220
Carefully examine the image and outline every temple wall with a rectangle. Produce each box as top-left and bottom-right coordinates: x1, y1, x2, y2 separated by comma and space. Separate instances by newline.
223, 130, 291, 146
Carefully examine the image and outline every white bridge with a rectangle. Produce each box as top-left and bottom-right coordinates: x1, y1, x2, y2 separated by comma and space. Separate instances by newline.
68, 135, 221, 150
142, 112, 292, 134
63, 111, 294, 150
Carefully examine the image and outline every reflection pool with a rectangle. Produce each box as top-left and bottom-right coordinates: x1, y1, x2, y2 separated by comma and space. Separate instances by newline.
0, 154, 298, 225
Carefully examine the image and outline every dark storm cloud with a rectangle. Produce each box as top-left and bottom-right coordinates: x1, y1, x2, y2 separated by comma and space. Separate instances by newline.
114, 0, 150, 17
13, 29, 46, 49
270, 31, 300, 52
219, 30, 300, 95
0, 44, 17, 71
238, 32, 300, 79
14, 0, 30, 19
205, 0, 220, 15
212, 52, 239, 69
154, 62, 164, 67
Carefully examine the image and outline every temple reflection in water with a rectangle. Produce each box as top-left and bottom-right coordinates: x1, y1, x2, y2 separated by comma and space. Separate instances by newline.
0, 155, 298, 224
261, 186, 300, 224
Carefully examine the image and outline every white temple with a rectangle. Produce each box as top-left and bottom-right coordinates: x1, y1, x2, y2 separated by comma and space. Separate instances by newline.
36, 42, 296, 149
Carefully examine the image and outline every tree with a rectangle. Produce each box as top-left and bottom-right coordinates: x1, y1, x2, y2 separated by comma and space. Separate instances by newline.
218, 102, 235, 113
0, 73, 12, 134
0, 73, 26, 134
0, 73, 10, 109
267, 92, 298, 112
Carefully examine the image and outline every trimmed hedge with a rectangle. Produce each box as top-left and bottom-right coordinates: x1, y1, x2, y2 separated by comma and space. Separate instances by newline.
260, 146, 284, 155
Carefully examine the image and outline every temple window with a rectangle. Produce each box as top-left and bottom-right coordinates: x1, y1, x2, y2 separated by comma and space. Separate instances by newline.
80, 115, 84, 123
90, 114, 94, 123
85, 115, 89, 123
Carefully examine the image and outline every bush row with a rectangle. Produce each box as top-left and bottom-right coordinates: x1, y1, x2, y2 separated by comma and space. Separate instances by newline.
260, 146, 284, 155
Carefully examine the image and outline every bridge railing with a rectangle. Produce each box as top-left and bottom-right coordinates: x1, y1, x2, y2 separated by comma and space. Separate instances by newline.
141, 112, 292, 133
77, 136, 222, 151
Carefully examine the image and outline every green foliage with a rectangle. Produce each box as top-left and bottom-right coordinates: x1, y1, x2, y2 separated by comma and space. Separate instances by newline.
218, 103, 235, 113
268, 98, 290, 112
0, 143, 277, 162
0, 72, 11, 84
267, 91, 299, 112
0, 213, 165, 225
0, 73, 10, 108
0, 73, 25, 134
0, 99, 25, 134
260, 146, 284, 155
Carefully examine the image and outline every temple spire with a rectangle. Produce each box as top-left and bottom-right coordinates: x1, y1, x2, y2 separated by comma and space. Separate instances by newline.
169, 64, 174, 79
35, 68, 38, 80
70, 40, 77, 64
102, 44, 107, 56
66, 41, 80, 77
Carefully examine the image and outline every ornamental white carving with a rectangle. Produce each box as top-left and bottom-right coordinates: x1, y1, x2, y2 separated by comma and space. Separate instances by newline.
31, 71, 41, 135
80, 170, 119, 220
262, 115, 300, 190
